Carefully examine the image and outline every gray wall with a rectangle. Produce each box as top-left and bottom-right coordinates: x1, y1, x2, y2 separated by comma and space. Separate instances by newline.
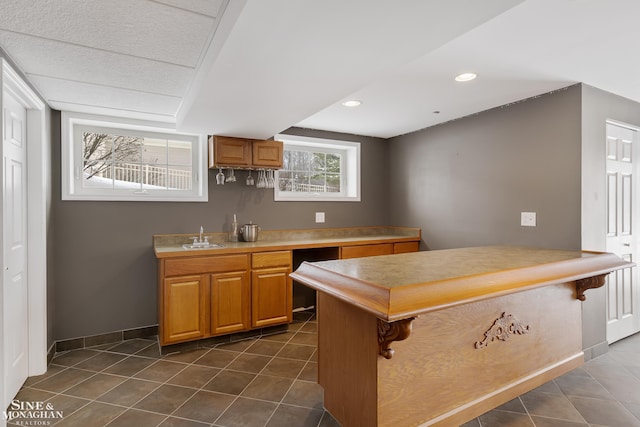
52, 126, 389, 340
387, 83, 640, 356
388, 85, 583, 252
35, 70, 640, 353
580, 84, 640, 356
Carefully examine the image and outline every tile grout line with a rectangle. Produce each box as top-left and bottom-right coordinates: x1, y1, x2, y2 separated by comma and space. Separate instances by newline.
20, 326, 639, 427
576, 354, 640, 425
53, 340, 171, 426
15, 345, 147, 425
148, 318, 309, 426
158, 343, 246, 424
72, 339, 236, 425
31, 340, 194, 426
211, 320, 302, 427
213, 313, 316, 427
14, 314, 326, 427
261, 318, 318, 427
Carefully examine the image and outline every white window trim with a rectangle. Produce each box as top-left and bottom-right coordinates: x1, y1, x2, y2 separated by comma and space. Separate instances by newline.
61, 112, 207, 202
274, 134, 361, 202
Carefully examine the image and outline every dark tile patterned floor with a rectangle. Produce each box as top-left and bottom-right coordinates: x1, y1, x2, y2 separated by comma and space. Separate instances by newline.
8, 312, 640, 427
461, 331, 640, 427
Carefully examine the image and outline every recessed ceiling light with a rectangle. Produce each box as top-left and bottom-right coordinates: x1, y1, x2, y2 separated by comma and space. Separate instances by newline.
455, 72, 477, 82
341, 100, 362, 107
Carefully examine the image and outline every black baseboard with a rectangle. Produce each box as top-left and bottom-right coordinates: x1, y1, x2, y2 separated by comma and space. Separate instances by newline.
52, 323, 291, 357
159, 323, 289, 355
583, 340, 609, 361
54, 325, 159, 354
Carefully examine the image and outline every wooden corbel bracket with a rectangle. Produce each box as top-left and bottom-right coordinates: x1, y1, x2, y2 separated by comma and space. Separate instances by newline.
377, 317, 415, 359
575, 274, 607, 301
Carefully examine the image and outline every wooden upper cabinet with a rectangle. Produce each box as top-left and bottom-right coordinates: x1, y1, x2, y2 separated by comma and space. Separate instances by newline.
209, 135, 283, 169
253, 140, 283, 168
211, 136, 251, 167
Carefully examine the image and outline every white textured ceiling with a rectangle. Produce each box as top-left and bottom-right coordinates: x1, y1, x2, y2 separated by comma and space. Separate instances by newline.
2, 0, 640, 138
0, 0, 225, 122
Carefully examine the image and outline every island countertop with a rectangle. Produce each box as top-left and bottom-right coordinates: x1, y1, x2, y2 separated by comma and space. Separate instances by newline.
299, 246, 632, 426
290, 246, 631, 321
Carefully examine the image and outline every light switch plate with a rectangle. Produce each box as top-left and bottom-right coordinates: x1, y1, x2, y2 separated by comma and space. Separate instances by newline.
521, 212, 536, 227
315, 212, 325, 223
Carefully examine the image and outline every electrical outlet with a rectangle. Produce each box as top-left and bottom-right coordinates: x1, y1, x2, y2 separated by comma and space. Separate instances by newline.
315, 212, 325, 223
521, 212, 536, 227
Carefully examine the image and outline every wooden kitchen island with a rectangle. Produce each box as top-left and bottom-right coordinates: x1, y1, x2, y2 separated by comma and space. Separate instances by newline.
290, 246, 631, 427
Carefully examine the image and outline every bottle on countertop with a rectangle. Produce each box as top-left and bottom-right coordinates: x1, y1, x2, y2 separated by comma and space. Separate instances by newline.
229, 214, 239, 242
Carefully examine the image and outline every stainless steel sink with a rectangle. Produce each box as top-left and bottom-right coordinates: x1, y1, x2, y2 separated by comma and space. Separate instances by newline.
182, 243, 224, 250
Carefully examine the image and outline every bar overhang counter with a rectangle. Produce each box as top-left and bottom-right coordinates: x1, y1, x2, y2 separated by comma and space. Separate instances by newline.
290, 246, 632, 427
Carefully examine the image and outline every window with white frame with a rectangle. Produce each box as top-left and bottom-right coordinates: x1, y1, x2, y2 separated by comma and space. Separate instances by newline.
274, 134, 360, 202
62, 112, 207, 201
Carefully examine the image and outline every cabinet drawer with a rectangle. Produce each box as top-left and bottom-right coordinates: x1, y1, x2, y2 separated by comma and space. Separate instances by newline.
165, 254, 249, 277
252, 251, 292, 269
394, 241, 420, 254
340, 243, 394, 259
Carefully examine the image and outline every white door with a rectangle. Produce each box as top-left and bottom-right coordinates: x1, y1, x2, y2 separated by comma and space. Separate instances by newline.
605, 122, 639, 343
3, 89, 29, 404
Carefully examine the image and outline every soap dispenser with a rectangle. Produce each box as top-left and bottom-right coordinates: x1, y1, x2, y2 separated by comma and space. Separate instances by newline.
229, 214, 239, 243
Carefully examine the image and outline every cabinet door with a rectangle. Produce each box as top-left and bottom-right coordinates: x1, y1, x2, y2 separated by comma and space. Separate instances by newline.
162, 275, 206, 344
252, 267, 292, 328
212, 136, 251, 167
252, 140, 283, 168
340, 243, 394, 259
394, 241, 420, 254
211, 271, 250, 335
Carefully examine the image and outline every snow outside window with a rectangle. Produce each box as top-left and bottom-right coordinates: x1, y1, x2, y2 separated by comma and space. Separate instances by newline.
61, 112, 207, 201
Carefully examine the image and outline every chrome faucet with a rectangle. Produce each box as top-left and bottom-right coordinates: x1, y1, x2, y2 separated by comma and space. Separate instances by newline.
182, 225, 222, 250
191, 226, 208, 247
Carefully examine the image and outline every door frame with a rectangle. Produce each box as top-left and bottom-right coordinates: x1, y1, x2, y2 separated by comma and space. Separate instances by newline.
604, 120, 640, 342
1, 59, 48, 407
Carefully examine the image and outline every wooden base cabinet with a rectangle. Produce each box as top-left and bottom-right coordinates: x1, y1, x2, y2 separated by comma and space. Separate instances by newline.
159, 252, 292, 346
162, 275, 206, 344
251, 251, 293, 328
393, 241, 420, 254
252, 267, 292, 327
340, 241, 420, 259
211, 271, 250, 335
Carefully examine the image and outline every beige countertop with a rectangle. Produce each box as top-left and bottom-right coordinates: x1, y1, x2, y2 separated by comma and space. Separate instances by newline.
290, 246, 631, 321
153, 226, 421, 258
